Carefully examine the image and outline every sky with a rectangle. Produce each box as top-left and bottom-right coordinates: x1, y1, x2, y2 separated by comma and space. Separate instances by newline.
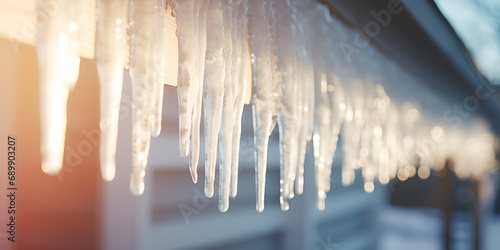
435, 0, 500, 85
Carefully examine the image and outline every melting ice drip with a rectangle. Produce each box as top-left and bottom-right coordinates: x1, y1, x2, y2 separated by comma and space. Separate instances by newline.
32, 0, 498, 212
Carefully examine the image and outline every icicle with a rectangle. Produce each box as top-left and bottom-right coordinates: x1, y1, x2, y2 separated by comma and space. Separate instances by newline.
150, 0, 167, 137
301, 4, 332, 197
325, 16, 347, 181
268, 0, 282, 134
287, 67, 302, 201
341, 100, 356, 186
37, 0, 83, 175
128, 0, 160, 195
269, 0, 297, 201
203, 0, 225, 198
230, 0, 248, 198
294, 63, 314, 198
217, 0, 234, 212
323, 72, 345, 194
358, 78, 376, 188
325, 57, 346, 193
272, 0, 297, 211
313, 71, 331, 210
289, 66, 302, 199
386, 105, 399, 181
175, 0, 197, 157
375, 85, 391, 184
289, 0, 311, 200
189, 0, 209, 184
95, 0, 129, 181
296, 70, 315, 196
351, 77, 365, 168
248, 0, 275, 212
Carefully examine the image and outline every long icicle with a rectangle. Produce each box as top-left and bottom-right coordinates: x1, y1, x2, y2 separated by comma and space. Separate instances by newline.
230, 0, 248, 198
175, 0, 197, 157
203, 0, 225, 198
218, 0, 234, 212
189, 0, 209, 184
37, 0, 82, 175
96, 0, 129, 181
150, 0, 167, 137
248, 0, 275, 212
272, 0, 297, 211
129, 0, 158, 195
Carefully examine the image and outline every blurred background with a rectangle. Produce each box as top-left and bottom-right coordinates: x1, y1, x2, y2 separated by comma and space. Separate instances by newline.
1, 0, 500, 249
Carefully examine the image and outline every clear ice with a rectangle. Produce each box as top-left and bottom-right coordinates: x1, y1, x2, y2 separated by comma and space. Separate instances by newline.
128, 0, 167, 195
96, 0, 129, 181
248, 0, 275, 212
36, 0, 89, 175
202, 0, 225, 199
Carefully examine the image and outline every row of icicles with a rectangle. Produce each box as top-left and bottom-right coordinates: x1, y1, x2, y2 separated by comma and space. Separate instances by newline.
35, 0, 498, 212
